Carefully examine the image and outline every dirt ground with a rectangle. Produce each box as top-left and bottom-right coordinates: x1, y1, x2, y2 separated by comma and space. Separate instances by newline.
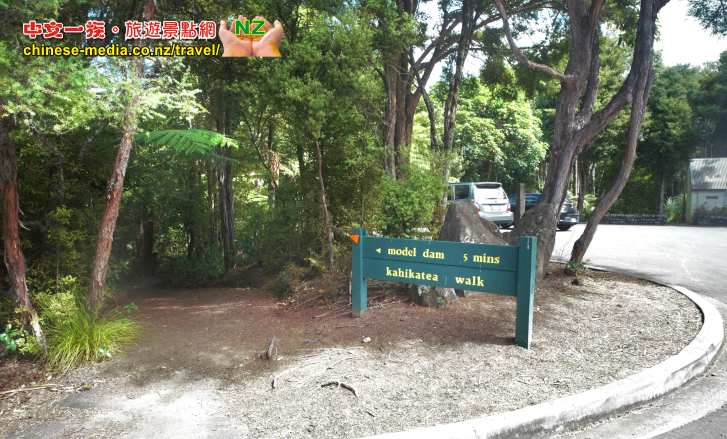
0, 267, 702, 439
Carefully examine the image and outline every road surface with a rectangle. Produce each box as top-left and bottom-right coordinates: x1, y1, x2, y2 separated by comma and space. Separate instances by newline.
553, 224, 727, 438
553, 224, 727, 298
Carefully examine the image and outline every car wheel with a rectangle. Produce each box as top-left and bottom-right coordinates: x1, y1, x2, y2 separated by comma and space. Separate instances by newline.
557, 225, 572, 231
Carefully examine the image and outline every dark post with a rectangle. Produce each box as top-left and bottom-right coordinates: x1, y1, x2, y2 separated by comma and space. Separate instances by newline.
351, 228, 367, 317
515, 235, 536, 348
516, 183, 525, 224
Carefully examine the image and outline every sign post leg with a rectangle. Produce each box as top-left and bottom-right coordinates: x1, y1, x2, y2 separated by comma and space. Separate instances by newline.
351, 228, 367, 317
515, 236, 537, 348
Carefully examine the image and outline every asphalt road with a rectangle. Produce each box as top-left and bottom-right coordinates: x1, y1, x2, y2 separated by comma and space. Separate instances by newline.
553, 224, 727, 298
553, 224, 727, 438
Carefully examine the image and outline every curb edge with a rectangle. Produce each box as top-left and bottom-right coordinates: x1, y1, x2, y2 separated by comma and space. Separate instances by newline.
359, 271, 724, 439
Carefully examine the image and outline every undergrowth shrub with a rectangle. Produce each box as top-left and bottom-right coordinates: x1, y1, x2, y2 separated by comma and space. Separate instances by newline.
35, 276, 139, 371
665, 194, 685, 223
374, 167, 443, 236
156, 250, 224, 287
44, 306, 138, 371
579, 193, 598, 220
0, 323, 37, 356
0, 294, 40, 356
272, 264, 306, 299
237, 181, 316, 270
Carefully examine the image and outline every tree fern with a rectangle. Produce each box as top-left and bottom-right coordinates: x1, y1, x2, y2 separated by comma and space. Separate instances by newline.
136, 129, 239, 158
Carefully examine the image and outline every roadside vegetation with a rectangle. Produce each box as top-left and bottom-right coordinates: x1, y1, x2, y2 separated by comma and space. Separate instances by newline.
1, 0, 726, 371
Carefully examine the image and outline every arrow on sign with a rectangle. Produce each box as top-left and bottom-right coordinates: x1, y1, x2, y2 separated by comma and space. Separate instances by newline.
376, 248, 382, 254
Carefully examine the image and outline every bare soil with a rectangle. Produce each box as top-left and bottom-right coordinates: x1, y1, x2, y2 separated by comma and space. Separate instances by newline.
0, 267, 702, 439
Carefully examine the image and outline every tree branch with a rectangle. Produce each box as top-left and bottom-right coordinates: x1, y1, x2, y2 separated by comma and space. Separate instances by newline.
493, 0, 574, 82
576, 0, 666, 148
412, 63, 438, 151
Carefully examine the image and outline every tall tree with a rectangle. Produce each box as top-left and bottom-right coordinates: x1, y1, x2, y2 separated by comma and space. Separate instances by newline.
639, 64, 701, 214
438, 0, 481, 215
372, 0, 543, 178
695, 51, 727, 157
1, 0, 102, 352
0, 118, 47, 353
88, 0, 155, 313
497, 0, 669, 276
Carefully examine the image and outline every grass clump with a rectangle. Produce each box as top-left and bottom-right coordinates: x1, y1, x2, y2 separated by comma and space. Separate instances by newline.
36, 276, 139, 371
45, 307, 139, 371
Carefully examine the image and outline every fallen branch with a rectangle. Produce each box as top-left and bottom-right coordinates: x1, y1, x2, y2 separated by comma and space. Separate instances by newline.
0, 383, 71, 397
321, 380, 358, 397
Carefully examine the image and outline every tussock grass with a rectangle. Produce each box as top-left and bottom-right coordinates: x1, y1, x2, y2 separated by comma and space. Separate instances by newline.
46, 306, 139, 371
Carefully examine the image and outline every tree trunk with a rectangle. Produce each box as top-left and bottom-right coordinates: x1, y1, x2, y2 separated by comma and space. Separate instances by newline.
383, 51, 417, 179
314, 139, 334, 270
379, 0, 450, 179
135, 219, 154, 274
442, 0, 476, 154
88, 0, 155, 314
504, 0, 667, 277
0, 120, 47, 354
657, 173, 665, 216
88, 60, 143, 314
383, 58, 399, 178
206, 159, 217, 247
570, 68, 654, 264
266, 121, 279, 206
218, 148, 235, 272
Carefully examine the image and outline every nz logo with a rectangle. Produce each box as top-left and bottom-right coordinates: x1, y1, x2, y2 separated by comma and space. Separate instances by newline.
233, 17, 266, 38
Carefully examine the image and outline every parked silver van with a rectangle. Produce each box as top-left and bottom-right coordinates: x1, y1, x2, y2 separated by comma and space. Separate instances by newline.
448, 182, 514, 228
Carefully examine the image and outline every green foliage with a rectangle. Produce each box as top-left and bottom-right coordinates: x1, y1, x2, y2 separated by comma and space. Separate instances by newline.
45, 306, 138, 371
272, 265, 303, 300
4, 0, 725, 319
237, 182, 310, 269
32, 276, 139, 370
423, 78, 548, 190
374, 168, 443, 236
0, 324, 36, 355
136, 129, 239, 158
689, 0, 727, 35
665, 195, 686, 223
34, 276, 81, 326
695, 52, 727, 156
0, 324, 20, 353
0, 294, 14, 328
565, 260, 586, 275
579, 193, 598, 220
0, 299, 39, 356
157, 251, 225, 287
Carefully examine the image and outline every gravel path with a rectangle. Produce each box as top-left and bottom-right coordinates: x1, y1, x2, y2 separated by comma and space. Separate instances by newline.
0, 270, 701, 439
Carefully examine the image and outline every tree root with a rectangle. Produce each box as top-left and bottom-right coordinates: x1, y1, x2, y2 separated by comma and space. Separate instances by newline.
321, 380, 358, 397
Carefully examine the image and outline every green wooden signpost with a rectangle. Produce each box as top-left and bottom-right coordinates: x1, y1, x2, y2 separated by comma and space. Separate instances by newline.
350, 228, 537, 348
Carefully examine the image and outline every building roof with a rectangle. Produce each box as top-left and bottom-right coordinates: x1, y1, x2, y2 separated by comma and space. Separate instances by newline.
690, 158, 727, 190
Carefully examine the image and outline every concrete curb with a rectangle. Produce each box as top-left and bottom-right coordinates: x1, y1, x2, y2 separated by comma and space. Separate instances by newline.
359, 282, 724, 439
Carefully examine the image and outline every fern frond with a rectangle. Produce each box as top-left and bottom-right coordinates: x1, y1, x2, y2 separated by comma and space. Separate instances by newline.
136, 129, 239, 157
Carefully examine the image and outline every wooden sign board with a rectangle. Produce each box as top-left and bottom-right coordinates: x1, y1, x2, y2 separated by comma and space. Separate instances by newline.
351, 229, 537, 348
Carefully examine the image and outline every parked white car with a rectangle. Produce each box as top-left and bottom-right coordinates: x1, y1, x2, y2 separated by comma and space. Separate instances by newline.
448, 182, 514, 228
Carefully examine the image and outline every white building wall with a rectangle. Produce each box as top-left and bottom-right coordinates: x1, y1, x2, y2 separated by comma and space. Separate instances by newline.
690, 190, 727, 216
